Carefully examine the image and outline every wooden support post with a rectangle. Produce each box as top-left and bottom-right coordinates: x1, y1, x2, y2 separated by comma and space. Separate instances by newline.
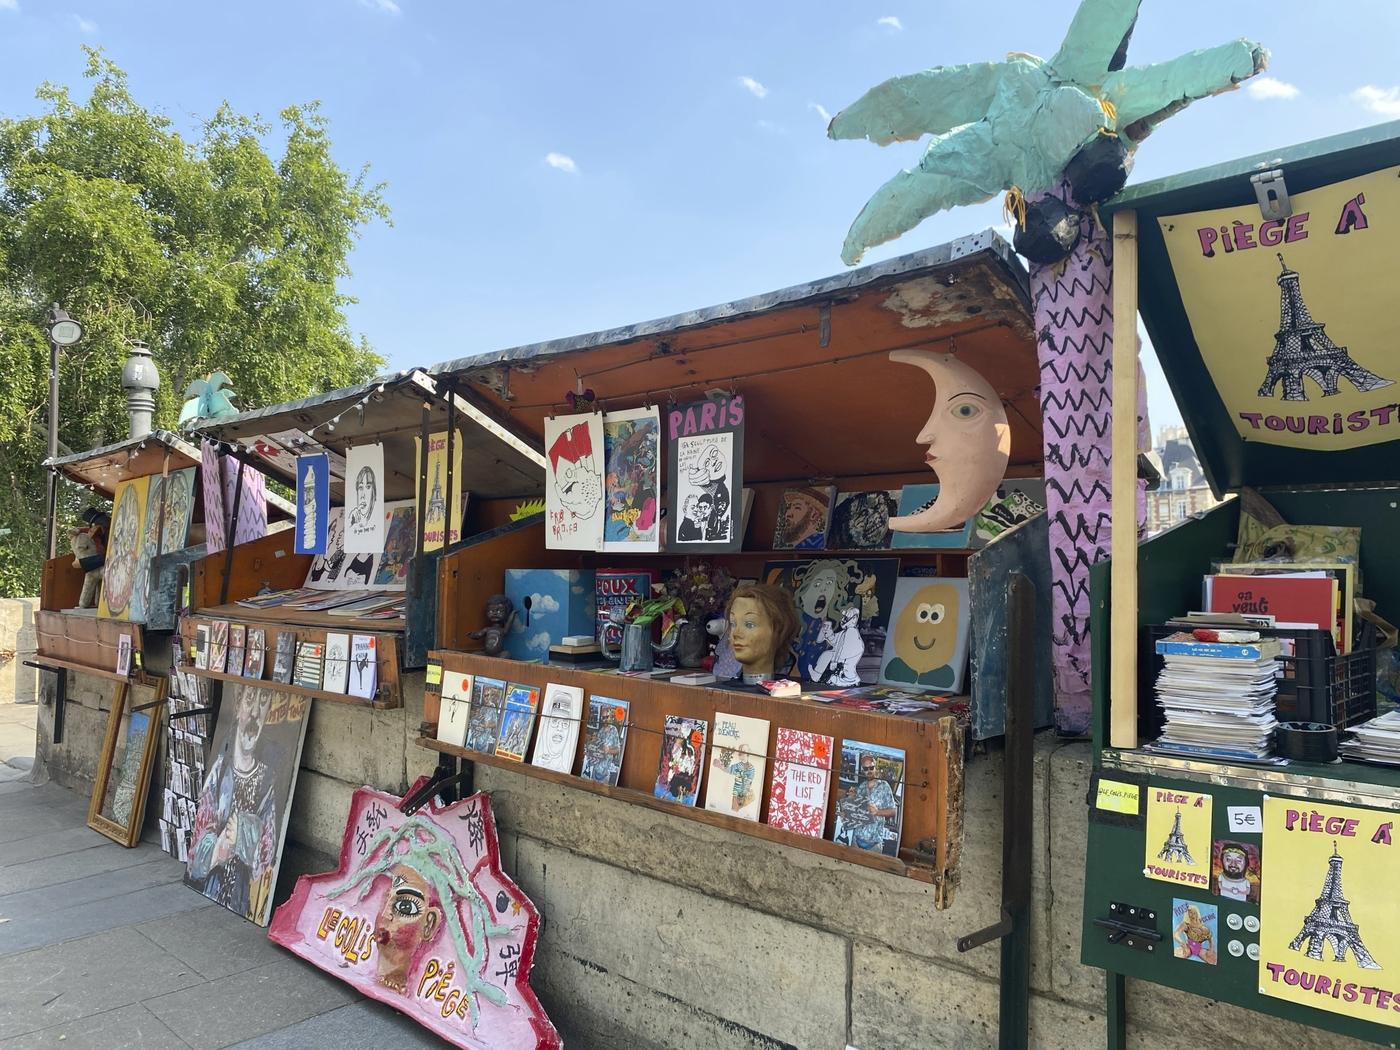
1110, 209, 1139, 750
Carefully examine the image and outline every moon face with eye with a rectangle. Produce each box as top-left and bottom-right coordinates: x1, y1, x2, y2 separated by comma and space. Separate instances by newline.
888, 349, 1010, 534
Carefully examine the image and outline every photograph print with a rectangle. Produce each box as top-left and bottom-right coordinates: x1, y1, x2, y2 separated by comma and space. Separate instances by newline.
831, 740, 905, 857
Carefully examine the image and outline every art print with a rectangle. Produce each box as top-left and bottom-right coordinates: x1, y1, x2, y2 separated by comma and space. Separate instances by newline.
293, 641, 324, 689
415, 429, 465, 551
97, 476, 148, 621
772, 486, 836, 551
128, 468, 197, 621
203, 440, 268, 556
466, 678, 507, 754
227, 624, 247, 678
891, 485, 976, 549
208, 619, 230, 674
832, 740, 904, 856
116, 633, 132, 676
370, 501, 415, 589
194, 624, 210, 669
543, 412, 605, 551
1144, 787, 1213, 888
878, 576, 971, 692
654, 715, 708, 807
829, 490, 899, 550
307, 508, 348, 588
766, 728, 833, 837
1211, 839, 1261, 904
323, 632, 351, 694
344, 444, 386, 554
764, 558, 899, 686
245, 628, 267, 679
704, 712, 769, 822
436, 672, 473, 749
268, 784, 560, 1049
580, 696, 628, 786
970, 479, 1045, 548
186, 684, 312, 925
272, 632, 296, 683
531, 683, 583, 773
295, 453, 330, 556
349, 635, 377, 700
494, 684, 541, 762
666, 395, 745, 553
602, 407, 661, 553
1172, 898, 1219, 965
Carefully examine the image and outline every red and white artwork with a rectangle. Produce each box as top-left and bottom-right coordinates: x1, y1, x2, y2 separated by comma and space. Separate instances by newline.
269, 781, 559, 1050
766, 727, 834, 838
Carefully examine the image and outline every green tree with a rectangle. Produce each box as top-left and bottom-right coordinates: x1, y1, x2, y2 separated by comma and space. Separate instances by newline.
0, 49, 388, 596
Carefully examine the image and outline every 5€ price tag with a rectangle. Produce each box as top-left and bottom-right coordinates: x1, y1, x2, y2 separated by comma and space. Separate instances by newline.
1227, 805, 1262, 833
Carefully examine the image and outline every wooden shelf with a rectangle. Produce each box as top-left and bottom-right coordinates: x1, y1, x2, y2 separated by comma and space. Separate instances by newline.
28, 654, 131, 683
419, 735, 939, 882
197, 601, 406, 635
184, 665, 396, 710
35, 611, 145, 679
421, 650, 964, 900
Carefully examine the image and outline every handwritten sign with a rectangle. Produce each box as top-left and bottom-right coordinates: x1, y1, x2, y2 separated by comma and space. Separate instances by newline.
1094, 778, 1141, 816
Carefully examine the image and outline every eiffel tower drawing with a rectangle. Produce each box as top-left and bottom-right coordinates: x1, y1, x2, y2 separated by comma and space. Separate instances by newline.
1257, 254, 1393, 402
1289, 842, 1381, 969
1157, 808, 1195, 865
426, 460, 446, 525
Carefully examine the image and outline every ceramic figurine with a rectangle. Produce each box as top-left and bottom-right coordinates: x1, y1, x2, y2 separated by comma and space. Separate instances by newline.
69, 523, 106, 608
470, 594, 517, 658
725, 583, 800, 685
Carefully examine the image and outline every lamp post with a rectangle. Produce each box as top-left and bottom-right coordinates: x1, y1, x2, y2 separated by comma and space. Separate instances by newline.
44, 304, 84, 560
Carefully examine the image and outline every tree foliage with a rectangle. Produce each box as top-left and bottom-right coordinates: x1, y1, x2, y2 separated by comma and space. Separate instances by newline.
0, 49, 388, 596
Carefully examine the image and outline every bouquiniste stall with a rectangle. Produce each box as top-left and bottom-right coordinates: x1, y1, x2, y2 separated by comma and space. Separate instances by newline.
1082, 120, 1400, 1046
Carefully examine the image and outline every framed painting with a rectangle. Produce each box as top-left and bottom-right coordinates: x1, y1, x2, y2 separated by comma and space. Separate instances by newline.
88, 673, 166, 847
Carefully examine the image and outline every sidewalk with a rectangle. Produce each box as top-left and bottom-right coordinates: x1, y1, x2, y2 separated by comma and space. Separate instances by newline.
0, 778, 447, 1049
0, 702, 36, 785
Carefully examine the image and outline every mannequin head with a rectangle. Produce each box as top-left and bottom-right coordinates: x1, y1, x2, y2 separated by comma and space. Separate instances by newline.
725, 584, 800, 680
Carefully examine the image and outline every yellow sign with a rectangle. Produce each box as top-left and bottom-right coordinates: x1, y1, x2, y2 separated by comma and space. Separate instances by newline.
1143, 786, 1212, 889
1095, 778, 1141, 816
1160, 165, 1400, 451
1260, 796, 1400, 1027
425, 663, 442, 687
97, 476, 150, 621
414, 430, 466, 551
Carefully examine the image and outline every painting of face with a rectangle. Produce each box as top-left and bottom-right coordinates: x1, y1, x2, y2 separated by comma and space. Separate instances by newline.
234, 687, 271, 770
888, 349, 1010, 534
373, 864, 444, 994
728, 596, 774, 672
793, 563, 846, 621
355, 466, 376, 518
892, 582, 961, 674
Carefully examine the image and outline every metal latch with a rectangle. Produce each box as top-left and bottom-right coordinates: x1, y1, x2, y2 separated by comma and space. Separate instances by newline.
1251, 168, 1291, 221
1092, 901, 1163, 953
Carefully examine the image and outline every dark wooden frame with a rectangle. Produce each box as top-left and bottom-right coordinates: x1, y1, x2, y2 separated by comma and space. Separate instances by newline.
87, 672, 165, 847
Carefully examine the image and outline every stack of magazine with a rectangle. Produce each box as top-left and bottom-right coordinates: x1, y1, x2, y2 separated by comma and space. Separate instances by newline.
1340, 711, 1400, 765
1149, 631, 1282, 761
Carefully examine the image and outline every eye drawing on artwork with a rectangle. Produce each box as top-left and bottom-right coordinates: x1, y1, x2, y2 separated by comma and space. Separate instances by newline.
372, 866, 444, 995
887, 349, 1010, 534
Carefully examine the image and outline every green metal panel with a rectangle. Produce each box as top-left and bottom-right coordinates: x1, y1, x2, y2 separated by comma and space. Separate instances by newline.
1101, 121, 1400, 495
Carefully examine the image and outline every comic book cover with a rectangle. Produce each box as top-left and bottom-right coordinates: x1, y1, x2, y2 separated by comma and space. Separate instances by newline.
465, 677, 507, 755
495, 683, 542, 762
580, 696, 629, 786
766, 728, 833, 837
831, 740, 905, 856
654, 715, 708, 807
704, 712, 770, 821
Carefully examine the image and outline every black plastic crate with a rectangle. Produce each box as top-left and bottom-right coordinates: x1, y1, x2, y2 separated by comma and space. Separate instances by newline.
1142, 621, 1377, 733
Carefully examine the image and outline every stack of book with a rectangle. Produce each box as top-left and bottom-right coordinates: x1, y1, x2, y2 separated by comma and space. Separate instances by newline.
1149, 632, 1281, 761
1340, 711, 1400, 765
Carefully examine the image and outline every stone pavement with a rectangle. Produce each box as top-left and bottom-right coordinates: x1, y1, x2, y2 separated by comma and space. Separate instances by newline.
0, 780, 449, 1049
0, 702, 36, 785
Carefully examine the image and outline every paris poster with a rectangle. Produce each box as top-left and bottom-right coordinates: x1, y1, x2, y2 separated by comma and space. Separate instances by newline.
1260, 796, 1400, 1027
1159, 164, 1400, 452
1142, 786, 1212, 889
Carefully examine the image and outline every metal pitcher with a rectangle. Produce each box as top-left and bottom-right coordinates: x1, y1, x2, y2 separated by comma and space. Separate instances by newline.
600, 620, 682, 673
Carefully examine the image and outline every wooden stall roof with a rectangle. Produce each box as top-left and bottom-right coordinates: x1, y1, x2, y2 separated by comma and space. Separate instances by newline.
426, 232, 1042, 484
185, 368, 544, 503
1102, 118, 1400, 494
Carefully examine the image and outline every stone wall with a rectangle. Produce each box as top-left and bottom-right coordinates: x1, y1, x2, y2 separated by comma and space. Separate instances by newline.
33, 673, 1377, 1050
0, 597, 38, 704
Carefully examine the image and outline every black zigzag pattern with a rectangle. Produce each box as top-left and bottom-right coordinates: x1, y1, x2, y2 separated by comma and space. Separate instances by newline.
1043, 301, 1112, 331
1047, 511, 1111, 545
1033, 270, 1111, 308
1037, 358, 1111, 387
1054, 613, 1086, 647
1044, 443, 1111, 470
1045, 478, 1113, 504
1044, 414, 1111, 440
1041, 387, 1112, 415
1039, 331, 1112, 359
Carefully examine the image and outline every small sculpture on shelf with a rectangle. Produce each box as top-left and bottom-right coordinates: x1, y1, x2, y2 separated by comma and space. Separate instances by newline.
69, 518, 107, 608
663, 559, 736, 669
724, 583, 800, 685
469, 594, 517, 658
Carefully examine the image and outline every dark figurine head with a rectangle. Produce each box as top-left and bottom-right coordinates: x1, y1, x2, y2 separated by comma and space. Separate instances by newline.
485, 594, 513, 625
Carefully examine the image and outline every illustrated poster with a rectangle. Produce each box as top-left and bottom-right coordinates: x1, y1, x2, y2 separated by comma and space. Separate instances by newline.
349, 635, 377, 700
97, 476, 148, 621
1259, 796, 1400, 1026
543, 412, 605, 551
829, 490, 899, 550
878, 576, 971, 692
763, 558, 899, 686
772, 486, 836, 551
185, 684, 311, 926
1143, 786, 1213, 889
891, 485, 975, 549
373, 501, 416, 589
268, 783, 560, 1049
766, 728, 833, 837
306, 509, 379, 591
1211, 838, 1261, 904
495, 684, 541, 763
415, 429, 465, 551
128, 467, 197, 623
654, 715, 708, 807
1171, 898, 1218, 965
1160, 165, 1400, 451
602, 407, 660, 553
344, 444, 386, 554
295, 454, 330, 556
666, 395, 745, 553
970, 479, 1045, 549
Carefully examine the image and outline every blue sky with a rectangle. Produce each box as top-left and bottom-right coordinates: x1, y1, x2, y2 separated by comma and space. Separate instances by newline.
4, 1, 1400, 436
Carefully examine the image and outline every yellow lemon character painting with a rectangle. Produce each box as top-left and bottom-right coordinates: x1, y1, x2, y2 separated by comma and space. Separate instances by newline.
879, 577, 970, 691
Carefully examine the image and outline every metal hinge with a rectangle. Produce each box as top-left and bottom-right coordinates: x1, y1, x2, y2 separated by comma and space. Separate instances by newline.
1092, 901, 1163, 953
1251, 168, 1291, 221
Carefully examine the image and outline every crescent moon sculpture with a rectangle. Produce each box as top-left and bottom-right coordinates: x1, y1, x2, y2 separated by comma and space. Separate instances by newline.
888, 349, 1010, 534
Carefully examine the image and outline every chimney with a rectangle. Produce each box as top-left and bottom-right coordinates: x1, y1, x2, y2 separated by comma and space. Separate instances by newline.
120, 340, 160, 439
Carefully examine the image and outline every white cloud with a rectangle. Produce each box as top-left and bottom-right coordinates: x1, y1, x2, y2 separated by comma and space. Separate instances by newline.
358, 0, 400, 12
544, 152, 578, 174
876, 15, 903, 30
1353, 85, 1400, 118
1246, 77, 1299, 101
526, 631, 550, 652
73, 14, 97, 32
530, 593, 561, 613
737, 75, 768, 99
0, 1, 19, 13
809, 102, 832, 123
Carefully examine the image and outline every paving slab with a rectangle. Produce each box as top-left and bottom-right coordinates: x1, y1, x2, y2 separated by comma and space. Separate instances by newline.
0, 826, 110, 869
143, 955, 360, 1050
226, 1000, 445, 1049
0, 878, 213, 956
0, 926, 204, 1040
0, 858, 183, 923
136, 905, 286, 982
0, 1002, 190, 1050
0, 839, 156, 897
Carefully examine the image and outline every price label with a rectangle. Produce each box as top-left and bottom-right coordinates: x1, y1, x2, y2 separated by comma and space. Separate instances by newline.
425, 663, 442, 687
1227, 806, 1262, 833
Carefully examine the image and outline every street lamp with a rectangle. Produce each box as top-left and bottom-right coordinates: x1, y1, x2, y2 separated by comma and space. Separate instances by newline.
44, 304, 83, 560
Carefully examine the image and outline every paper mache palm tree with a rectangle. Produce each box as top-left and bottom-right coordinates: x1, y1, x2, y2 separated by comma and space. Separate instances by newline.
829, 0, 1266, 731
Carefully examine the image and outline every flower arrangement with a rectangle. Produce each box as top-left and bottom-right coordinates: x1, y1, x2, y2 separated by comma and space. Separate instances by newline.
663, 559, 737, 623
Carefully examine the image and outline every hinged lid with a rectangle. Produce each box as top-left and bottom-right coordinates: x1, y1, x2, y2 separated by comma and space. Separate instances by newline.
1104, 119, 1400, 494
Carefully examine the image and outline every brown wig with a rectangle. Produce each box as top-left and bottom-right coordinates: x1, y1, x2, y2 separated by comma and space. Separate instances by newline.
726, 583, 801, 674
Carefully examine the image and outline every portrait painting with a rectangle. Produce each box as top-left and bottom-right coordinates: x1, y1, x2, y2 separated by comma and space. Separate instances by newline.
344, 443, 386, 554
763, 557, 899, 685
543, 412, 605, 551
602, 407, 661, 553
